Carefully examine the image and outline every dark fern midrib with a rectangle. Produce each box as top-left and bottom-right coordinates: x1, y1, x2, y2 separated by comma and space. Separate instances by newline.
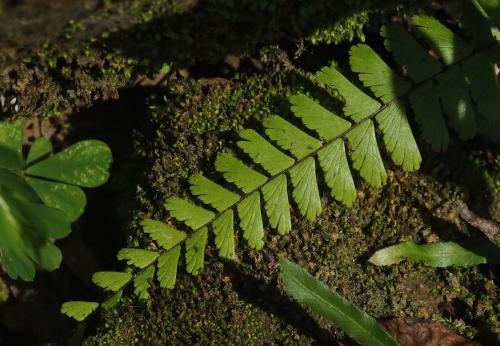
112, 39, 498, 299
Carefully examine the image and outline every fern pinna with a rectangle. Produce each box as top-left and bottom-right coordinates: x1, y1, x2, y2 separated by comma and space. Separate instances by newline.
62, 0, 500, 321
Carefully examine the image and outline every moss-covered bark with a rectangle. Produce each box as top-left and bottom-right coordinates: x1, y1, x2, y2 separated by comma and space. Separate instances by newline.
83, 46, 500, 344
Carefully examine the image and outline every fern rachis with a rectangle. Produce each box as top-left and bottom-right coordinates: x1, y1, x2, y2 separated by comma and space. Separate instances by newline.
62, 1, 500, 321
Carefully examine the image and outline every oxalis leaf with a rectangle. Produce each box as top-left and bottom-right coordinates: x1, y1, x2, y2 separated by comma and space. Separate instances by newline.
369, 239, 500, 267
280, 257, 397, 346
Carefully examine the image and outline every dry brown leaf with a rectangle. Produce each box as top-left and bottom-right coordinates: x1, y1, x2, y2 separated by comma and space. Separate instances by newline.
380, 318, 480, 346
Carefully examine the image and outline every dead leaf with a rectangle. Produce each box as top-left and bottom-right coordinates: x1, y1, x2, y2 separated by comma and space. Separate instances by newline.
380, 318, 480, 346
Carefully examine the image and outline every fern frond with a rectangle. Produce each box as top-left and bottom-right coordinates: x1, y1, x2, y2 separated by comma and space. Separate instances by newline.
63, 2, 500, 320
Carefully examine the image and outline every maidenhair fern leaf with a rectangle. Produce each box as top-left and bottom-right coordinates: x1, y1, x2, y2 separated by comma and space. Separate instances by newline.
463, 52, 500, 123
92, 271, 132, 291
261, 174, 291, 235
165, 197, 215, 229
350, 44, 410, 101
189, 174, 240, 211
212, 209, 236, 259
117, 249, 159, 269
411, 15, 473, 65
215, 153, 267, 193
409, 83, 450, 151
375, 101, 421, 171
134, 265, 155, 300
237, 129, 294, 175
185, 227, 208, 275
263, 115, 322, 159
381, 24, 442, 82
438, 66, 478, 139
141, 219, 186, 250
346, 121, 387, 188
289, 157, 322, 221
290, 94, 351, 140
61, 301, 99, 322
315, 66, 380, 122
157, 246, 181, 289
0, 120, 24, 170
237, 191, 265, 249
317, 140, 356, 207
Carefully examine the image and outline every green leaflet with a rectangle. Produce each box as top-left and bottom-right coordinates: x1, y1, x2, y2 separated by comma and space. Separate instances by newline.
381, 24, 442, 82
238, 129, 294, 175
213, 209, 236, 259
409, 82, 450, 151
92, 271, 132, 291
157, 245, 181, 289
0, 191, 37, 281
26, 137, 52, 165
262, 175, 291, 235
375, 101, 421, 171
25, 177, 87, 222
0, 120, 23, 170
185, 227, 208, 275
280, 258, 398, 346
26, 140, 112, 188
411, 15, 473, 65
61, 301, 99, 322
350, 44, 411, 102
346, 121, 387, 188
289, 157, 322, 221
0, 168, 38, 201
315, 66, 380, 122
165, 197, 215, 229
438, 65, 478, 140
317, 140, 356, 207
263, 115, 322, 159
215, 153, 267, 193
290, 93, 351, 140
237, 191, 265, 249
189, 174, 240, 212
141, 219, 186, 250
463, 52, 500, 124
369, 240, 500, 267
134, 265, 155, 300
460, 0, 497, 47
117, 249, 159, 269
